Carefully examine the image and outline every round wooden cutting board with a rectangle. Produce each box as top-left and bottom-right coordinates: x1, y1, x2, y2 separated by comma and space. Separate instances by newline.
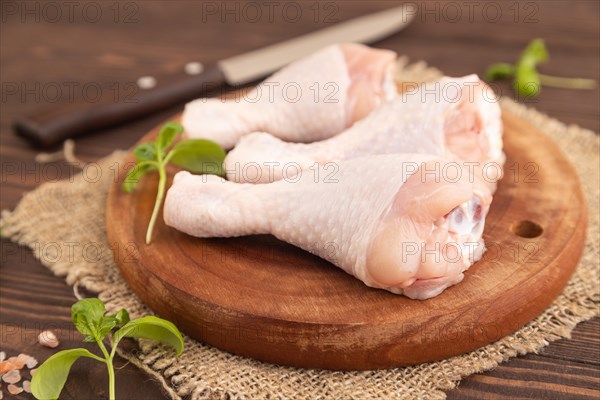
106, 111, 586, 370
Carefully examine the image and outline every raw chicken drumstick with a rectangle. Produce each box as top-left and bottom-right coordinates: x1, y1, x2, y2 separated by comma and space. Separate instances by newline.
224, 75, 504, 184
182, 44, 397, 148
164, 154, 492, 300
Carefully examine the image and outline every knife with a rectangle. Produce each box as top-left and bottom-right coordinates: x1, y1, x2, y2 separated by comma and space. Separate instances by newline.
13, 4, 416, 148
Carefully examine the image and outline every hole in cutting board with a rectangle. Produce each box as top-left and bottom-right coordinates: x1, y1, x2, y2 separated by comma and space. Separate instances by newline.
511, 220, 543, 238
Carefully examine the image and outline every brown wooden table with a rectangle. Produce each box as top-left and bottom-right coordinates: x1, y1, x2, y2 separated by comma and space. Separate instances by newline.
1, 1, 598, 398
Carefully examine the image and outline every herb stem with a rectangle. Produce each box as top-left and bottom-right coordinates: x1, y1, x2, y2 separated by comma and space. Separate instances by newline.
146, 165, 167, 244
163, 149, 176, 165
539, 73, 597, 89
106, 358, 116, 400
96, 339, 116, 400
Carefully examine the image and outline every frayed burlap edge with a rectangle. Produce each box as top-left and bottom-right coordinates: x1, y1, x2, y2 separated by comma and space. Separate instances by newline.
1, 61, 598, 400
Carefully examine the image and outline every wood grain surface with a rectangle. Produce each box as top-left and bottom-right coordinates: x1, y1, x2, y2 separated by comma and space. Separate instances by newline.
1, 0, 598, 398
106, 111, 586, 370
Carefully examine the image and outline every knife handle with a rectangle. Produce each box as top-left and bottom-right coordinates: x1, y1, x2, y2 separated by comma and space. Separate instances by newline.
13, 64, 226, 148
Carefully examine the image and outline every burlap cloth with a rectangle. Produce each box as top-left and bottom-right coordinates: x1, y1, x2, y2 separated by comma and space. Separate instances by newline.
1, 60, 599, 400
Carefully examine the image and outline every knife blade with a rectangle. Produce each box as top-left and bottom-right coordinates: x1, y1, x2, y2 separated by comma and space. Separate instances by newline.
14, 4, 416, 148
219, 5, 415, 85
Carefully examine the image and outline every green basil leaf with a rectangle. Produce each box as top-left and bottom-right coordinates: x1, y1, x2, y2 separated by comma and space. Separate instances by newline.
485, 63, 515, 81
97, 309, 130, 338
156, 121, 184, 156
31, 348, 104, 400
113, 309, 130, 325
169, 139, 226, 176
515, 68, 542, 97
134, 143, 156, 162
98, 316, 118, 338
113, 316, 184, 356
122, 161, 156, 193
520, 38, 549, 67
71, 298, 106, 339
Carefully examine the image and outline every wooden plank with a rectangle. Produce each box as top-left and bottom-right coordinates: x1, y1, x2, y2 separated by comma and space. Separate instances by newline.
447, 354, 600, 399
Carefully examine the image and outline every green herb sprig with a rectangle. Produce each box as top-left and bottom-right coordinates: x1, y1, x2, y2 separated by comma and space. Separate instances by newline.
31, 298, 184, 400
486, 38, 597, 97
122, 121, 226, 244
